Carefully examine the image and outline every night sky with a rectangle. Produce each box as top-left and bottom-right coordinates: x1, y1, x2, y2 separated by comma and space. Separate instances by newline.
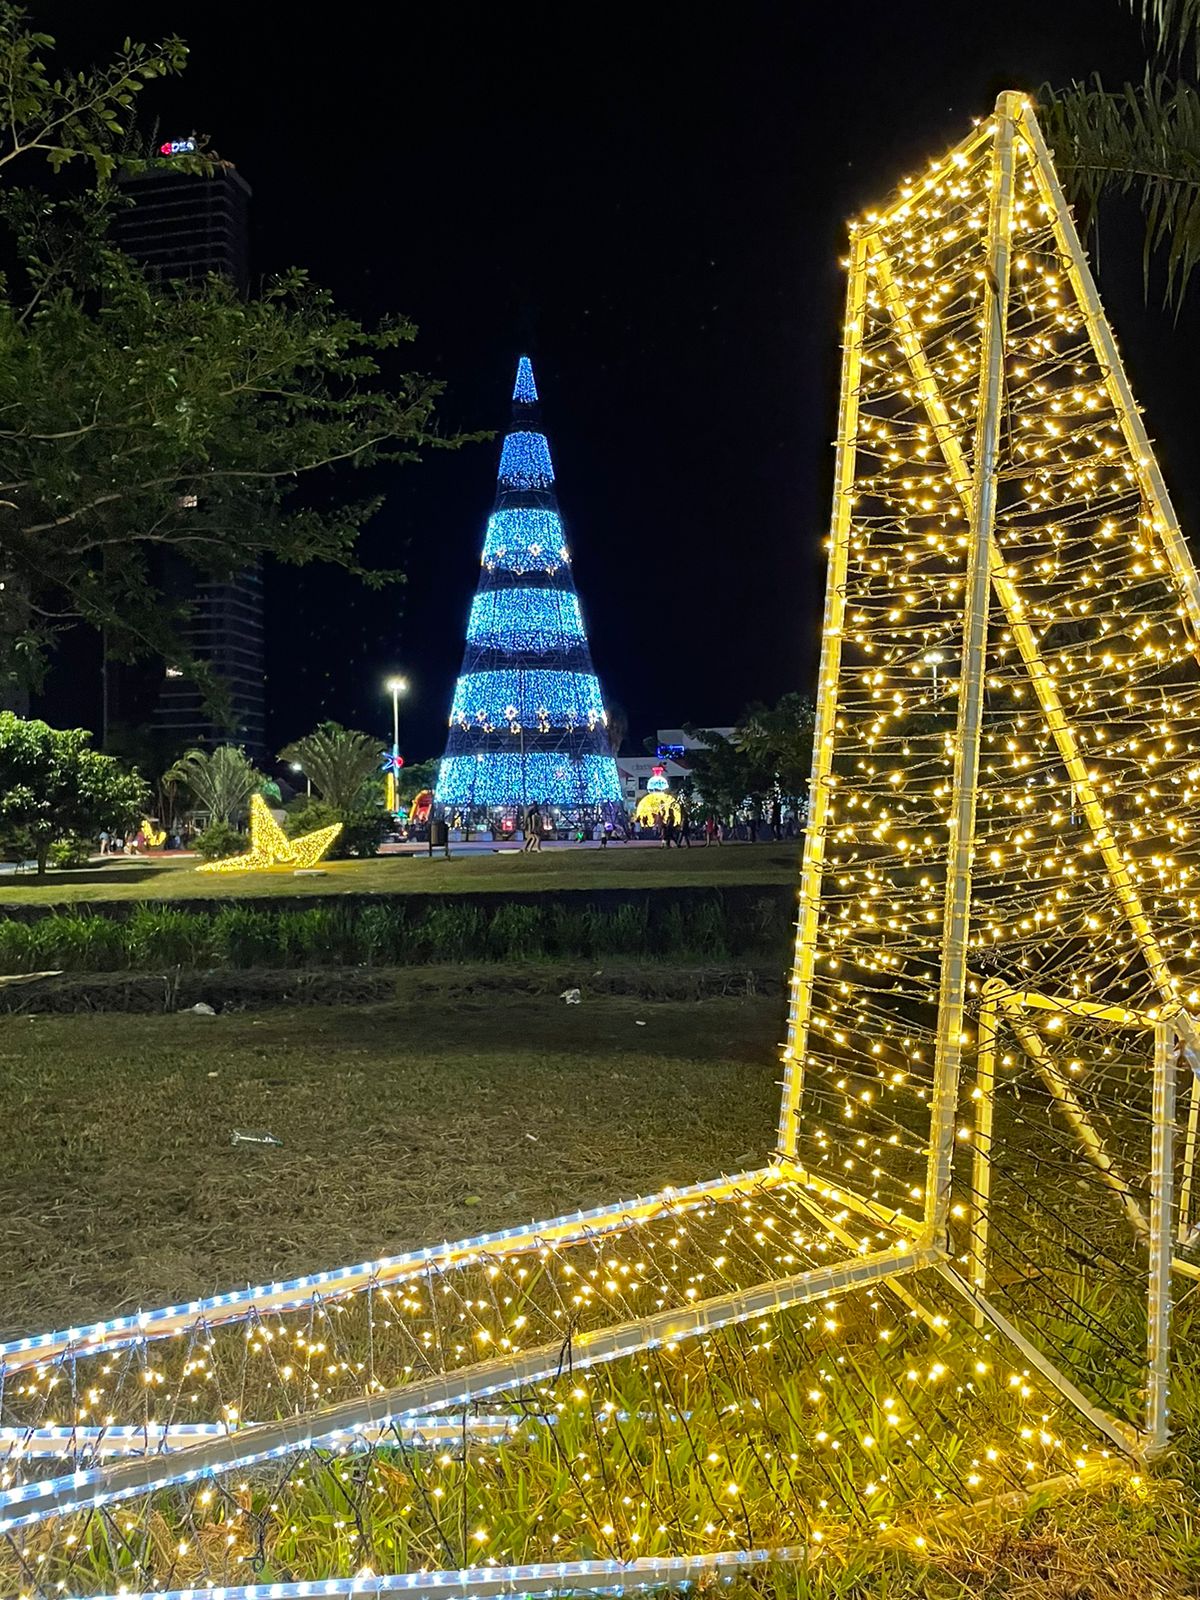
39, 1, 1200, 762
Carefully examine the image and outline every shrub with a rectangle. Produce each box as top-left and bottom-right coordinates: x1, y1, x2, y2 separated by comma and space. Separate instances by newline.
285, 798, 384, 859
34, 910, 127, 971
194, 820, 246, 861
0, 887, 785, 974
48, 835, 92, 870
577, 903, 649, 956
124, 905, 214, 968
275, 907, 340, 965
211, 907, 281, 968
356, 904, 408, 965
0, 921, 35, 973
485, 903, 544, 959
412, 903, 484, 962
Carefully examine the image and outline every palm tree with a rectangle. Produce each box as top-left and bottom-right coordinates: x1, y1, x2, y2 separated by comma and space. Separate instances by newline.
279, 722, 382, 811
1044, 1, 1200, 304
165, 746, 263, 826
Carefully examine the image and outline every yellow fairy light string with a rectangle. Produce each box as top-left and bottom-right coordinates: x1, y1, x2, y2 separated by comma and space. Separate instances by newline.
195, 792, 342, 873
0, 93, 1186, 1599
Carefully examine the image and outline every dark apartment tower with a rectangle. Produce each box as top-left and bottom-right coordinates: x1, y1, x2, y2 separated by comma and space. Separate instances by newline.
113, 150, 251, 292
111, 148, 265, 755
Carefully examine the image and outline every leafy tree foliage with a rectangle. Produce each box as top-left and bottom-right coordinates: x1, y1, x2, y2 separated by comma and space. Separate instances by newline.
165, 745, 263, 826
683, 729, 769, 823
0, 7, 463, 698
685, 693, 815, 823
734, 692, 815, 808
0, 3, 187, 180
1043, 1, 1200, 303
0, 711, 147, 873
284, 795, 383, 859
279, 722, 383, 811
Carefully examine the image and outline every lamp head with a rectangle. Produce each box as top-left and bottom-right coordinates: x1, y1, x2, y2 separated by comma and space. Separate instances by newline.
385, 675, 410, 696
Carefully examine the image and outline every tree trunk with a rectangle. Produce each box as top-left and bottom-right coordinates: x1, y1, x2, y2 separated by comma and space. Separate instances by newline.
36, 844, 49, 878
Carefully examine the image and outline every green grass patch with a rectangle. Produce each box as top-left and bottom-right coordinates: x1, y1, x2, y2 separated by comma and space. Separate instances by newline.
0, 972, 777, 1335
0, 842, 800, 907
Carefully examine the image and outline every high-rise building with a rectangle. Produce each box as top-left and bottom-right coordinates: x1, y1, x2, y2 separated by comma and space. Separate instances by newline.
113, 146, 251, 292
110, 147, 264, 754
434, 357, 622, 823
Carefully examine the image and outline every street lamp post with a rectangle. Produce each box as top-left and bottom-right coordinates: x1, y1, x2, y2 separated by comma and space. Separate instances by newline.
290, 761, 311, 797
384, 675, 409, 812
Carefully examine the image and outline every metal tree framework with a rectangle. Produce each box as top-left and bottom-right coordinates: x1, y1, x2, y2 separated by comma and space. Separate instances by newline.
433, 357, 622, 826
3, 94, 1200, 1599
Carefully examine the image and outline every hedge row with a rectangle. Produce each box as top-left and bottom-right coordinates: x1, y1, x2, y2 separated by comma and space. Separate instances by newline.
0, 893, 791, 974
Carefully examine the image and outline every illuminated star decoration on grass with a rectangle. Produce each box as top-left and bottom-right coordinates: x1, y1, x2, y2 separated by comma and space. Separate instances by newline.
196, 793, 342, 873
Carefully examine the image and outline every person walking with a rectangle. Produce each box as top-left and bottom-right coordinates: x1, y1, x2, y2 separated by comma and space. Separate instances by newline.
98, 829, 110, 856
523, 802, 543, 852
704, 814, 721, 847
675, 800, 692, 848
661, 808, 676, 849
770, 797, 783, 842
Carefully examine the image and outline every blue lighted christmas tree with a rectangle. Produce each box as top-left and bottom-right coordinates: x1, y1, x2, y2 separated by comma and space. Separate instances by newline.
434, 357, 623, 821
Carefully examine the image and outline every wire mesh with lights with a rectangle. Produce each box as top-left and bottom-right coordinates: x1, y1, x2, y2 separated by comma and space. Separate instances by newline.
2, 92, 1199, 1600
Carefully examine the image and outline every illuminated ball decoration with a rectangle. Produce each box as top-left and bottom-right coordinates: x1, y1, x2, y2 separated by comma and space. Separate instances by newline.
635, 766, 680, 828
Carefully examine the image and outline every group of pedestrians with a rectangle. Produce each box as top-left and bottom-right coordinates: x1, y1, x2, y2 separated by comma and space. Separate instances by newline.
515, 801, 737, 851
98, 829, 139, 856
661, 803, 690, 848
659, 804, 726, 848
521, 801, 546, 851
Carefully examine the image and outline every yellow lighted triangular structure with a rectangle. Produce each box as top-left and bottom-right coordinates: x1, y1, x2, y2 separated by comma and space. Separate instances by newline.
776, 89, 1200, 1455
10, 95, 1200, 1599
195, 792, 342, 873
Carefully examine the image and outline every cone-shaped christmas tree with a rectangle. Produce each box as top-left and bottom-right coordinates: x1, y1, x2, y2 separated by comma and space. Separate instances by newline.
434, 357, 622, 822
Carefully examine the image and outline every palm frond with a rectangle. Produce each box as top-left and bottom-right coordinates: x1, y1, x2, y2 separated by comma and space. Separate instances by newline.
278, 722, 382, 811
164, 745, 263, 825
1133, 0, 1200, 62
1041, 70, 1200, 305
